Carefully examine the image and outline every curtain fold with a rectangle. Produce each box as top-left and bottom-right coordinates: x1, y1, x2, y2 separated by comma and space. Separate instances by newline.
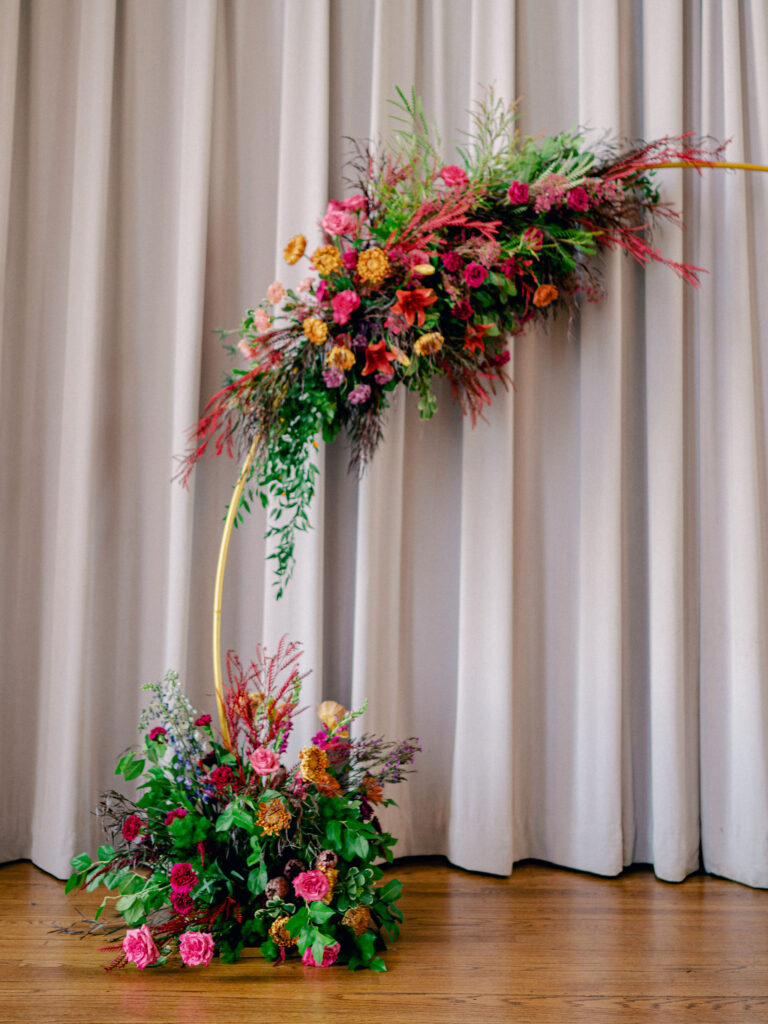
2, 0, 766, 889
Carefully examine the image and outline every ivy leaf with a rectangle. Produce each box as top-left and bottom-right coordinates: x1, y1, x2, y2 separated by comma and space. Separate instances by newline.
70, 853, 91, 872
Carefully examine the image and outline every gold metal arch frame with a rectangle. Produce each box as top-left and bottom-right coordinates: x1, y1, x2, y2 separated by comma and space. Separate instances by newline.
210, 161, 768, 749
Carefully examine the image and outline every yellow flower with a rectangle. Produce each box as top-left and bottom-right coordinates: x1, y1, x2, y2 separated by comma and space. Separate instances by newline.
312, 244, 343, 276
303, 316, 328, 345
413, 332, 444, 356
342, 904, 372, 936
256, 797, 291, 836
317, 700, 348, 735
283, 234, 306, 265
326, 345, 355, 371
357, 247, 390, 285
299, 745, 329, 782
318, 866, 338, 904
412, 263, 435, 275
269, 915, 296, 947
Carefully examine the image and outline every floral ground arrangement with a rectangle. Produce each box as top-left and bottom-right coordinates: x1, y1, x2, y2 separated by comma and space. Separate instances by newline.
65, 639, 419, 971
178, 89, 723, 596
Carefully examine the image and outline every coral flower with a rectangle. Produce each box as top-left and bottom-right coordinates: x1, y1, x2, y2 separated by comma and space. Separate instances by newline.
357, 247, 390, 285
390, 288, 437, 327
283, 234, 306, 265
533, 283, 559, 307
362, 340, 397, 376
413, 332, 444, 356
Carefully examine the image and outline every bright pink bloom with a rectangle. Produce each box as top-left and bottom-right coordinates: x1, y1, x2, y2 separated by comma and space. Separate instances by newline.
522, 226, 544, 251
169, 862, 198, 893
148, 726, 167, 743
567, 186, 590, 211
293, 869, 330, 903
252, 308, 271, 332
507, 180, 530, 204
340, 194, 367, 212
122, 814, 142, 843
266, 281, 286, 304
464, 262, 489, 288
315, 280, 329, 304
165, 807, 188, 826
248, 747, 281, 776
342, 250, 358, 270
194, 714, 212, 728
439, 164, 468, 188
123, 925, 159, 969
302, 941, 341, 967
331, 289, 361, 325
179, 931, 215, 967
321, 209, 357, 236
441, 251, 463, 273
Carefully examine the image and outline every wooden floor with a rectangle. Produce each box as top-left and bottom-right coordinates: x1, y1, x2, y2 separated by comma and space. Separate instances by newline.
0, 858, 766, 1023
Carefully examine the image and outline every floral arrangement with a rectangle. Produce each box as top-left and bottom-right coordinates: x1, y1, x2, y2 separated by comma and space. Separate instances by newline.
178, 90, 724, 594
65, 639, 419, 972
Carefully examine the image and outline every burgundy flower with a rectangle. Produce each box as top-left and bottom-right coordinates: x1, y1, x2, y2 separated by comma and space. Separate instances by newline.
342, 250, 358, 270
265, 876, 290, 901
209, 765, 233, 792
148, 726, 167, 743
169, 862, 198, 893
122, 814, 142, 843
194, 714, 212, 728
464, 262, 489, 288
567, 186, 590, 211
499, 257, 518, 279
507, 180, 530, 204
441, 251, 462, 273
452, 299, 474, 321
170, 889, 195, 916
165, 807, 188, 827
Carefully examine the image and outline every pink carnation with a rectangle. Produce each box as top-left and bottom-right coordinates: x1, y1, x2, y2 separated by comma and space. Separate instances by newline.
297, 277, 313, 293
507, 180, 530, 204
248, 747, 281, 776
148, 726, 167, 742
179, 931, 215, 967
439, 164, 468, 188
293, 869, 330, 903
169, 862, 198, 893
321, 208, 357, 236
331, 289, 361, 326
123, 924, 159, 970
194, 714, 212, 727
165, 807, 188, 826
441, 251, 462, 273
266, 281, 286, 304
302, 941, 341, 967
122, 814, 142, 843
252, 308, 271, 332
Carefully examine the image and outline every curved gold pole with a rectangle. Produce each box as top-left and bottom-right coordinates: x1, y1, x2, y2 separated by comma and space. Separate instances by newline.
640, 160, 768, 173
213, 434, 260, 749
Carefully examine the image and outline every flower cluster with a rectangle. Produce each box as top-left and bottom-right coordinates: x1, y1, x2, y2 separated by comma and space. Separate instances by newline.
66, 638, 419, 973
178, 89, 724, 595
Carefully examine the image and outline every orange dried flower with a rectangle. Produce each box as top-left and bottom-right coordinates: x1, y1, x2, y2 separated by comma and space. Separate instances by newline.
312, 244, 343, 276
413, 332, 444, 356
318, 866, 338, 904
256, 797, 291, 836
357, 246, 390, 285
299, 746, 329, 782
342, 904, 372, 936
314, 772, 342, 797
363, 775, 384, 804
303, 316, 328, 345
283, 234, 306, 265
533, 283, 559, 307
269, 915, 296, 947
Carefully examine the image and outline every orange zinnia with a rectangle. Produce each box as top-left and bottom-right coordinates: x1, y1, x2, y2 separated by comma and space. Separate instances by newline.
390, 287, 437, 327
533, 283, 558, 308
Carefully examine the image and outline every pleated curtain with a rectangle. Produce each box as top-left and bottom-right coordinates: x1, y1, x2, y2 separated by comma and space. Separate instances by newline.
1, 0, 766, 889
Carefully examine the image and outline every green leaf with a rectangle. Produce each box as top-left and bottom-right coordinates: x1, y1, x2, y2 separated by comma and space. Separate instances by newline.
369, 956, 388, 972
260, 939, 279, 961
309, 902, 334, 925
64, 873, 82, 895
115, 893, 138, 913
377, 878, 403, 903
97, 844, 115, 863
247, 863, 268, 896
123, 758, 145, 781
311, 935, 326, 966
286, 905, 309, 937
115, 753, 133, 776
86, 873, 104, 893
70, 853, 91, 872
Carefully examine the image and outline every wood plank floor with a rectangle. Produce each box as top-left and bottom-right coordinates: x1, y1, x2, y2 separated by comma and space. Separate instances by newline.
0, 857, 766, 1023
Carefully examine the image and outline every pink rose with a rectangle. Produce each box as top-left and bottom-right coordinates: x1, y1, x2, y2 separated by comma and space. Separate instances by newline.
321, 209, 357, 236
238, 338, 257, 359
297, 277, 313, 293
179, 931, 215, 967
302, 941, 340, 967
331, 289, 361, 326
252, 308, 271, 332
464, 262, 489, 288
293, 869, 330, 903
567, 186, 590, 211
340, 194, 367, 212
123, 924, 159, 970
522, 226, 544, 251
439, 164, 468, 188
266, 281, 286, 304
507, 180, 530, 204
249, 747, 281, 776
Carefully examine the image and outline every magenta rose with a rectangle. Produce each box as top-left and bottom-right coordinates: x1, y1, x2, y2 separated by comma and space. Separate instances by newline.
169, 862, 198, 893
123, 924, 159, 970
567, 186, 590, 211
248, 747, 281, 776
122, 814, 142, 843
302, 941, 341, 967
164, 807, 188, 826
464, 262, 489, 288
321, 209, 357, 236
194, 714, 211, 728
148, 726, 167, 742
507, 180, 530, 204
293, 869, 330, 903
331, 289, 361, 326
439, 164, 468, 188
179, 931, 215, 967
522, 226, 544, 251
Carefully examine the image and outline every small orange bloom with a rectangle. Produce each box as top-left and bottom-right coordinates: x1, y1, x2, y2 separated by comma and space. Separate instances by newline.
299, 746, 329, 782
362, 340, 398, 376
390, 287, 437, 327
283, 234, 307, 265
363, 775, 384, 804
357, 247, 391, 285
533, 283, 559, 308
256, 798, 291, 836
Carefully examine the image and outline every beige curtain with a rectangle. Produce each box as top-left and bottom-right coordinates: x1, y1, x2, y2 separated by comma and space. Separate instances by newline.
2, 0, 766, 888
